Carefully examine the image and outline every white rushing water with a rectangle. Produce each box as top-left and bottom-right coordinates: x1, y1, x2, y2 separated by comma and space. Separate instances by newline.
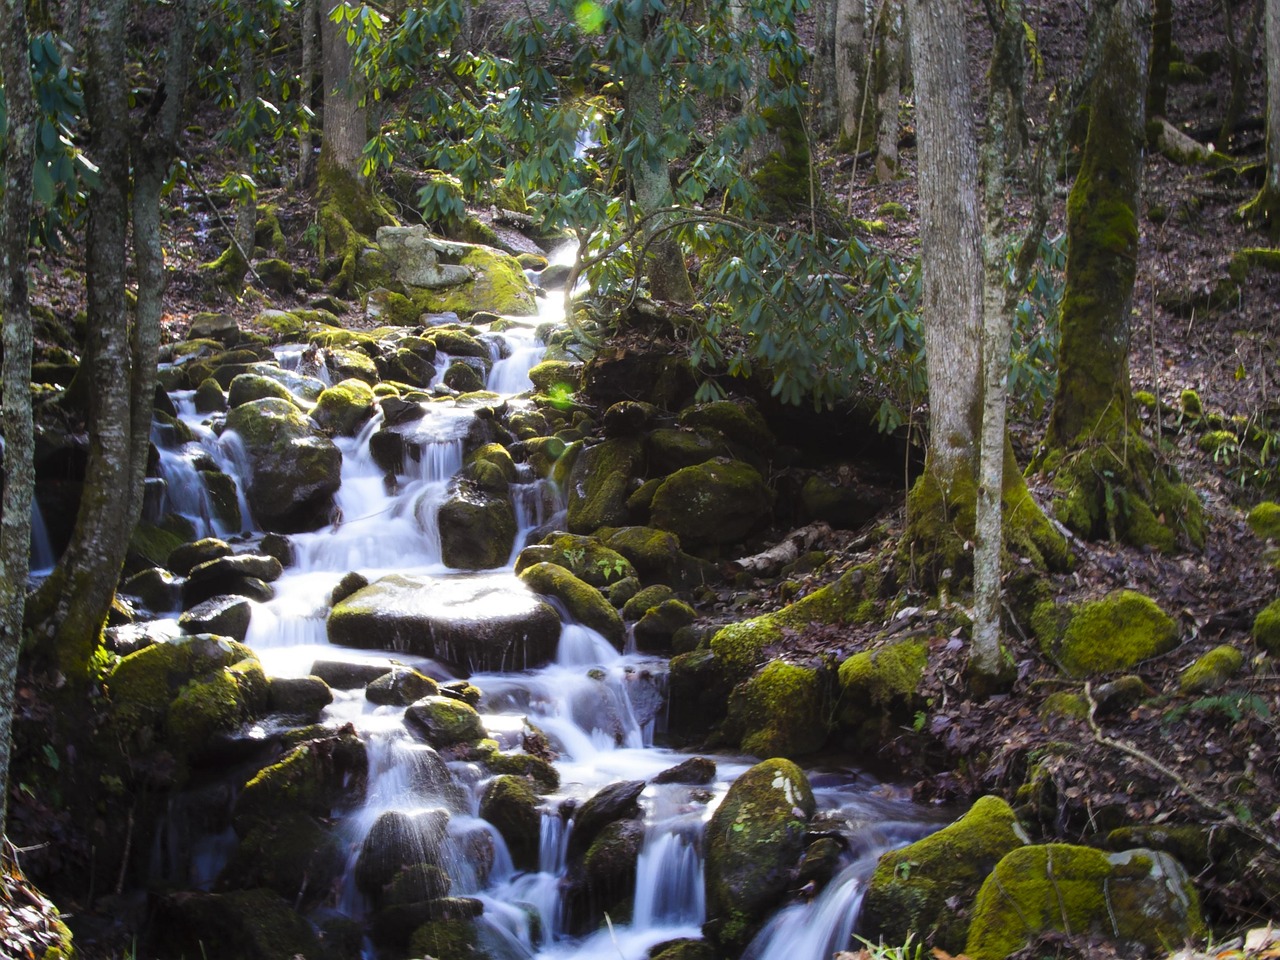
147, 255, 942, 960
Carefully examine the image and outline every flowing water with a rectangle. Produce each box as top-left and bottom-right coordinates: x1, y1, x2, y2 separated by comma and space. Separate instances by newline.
142, 257, 946, 959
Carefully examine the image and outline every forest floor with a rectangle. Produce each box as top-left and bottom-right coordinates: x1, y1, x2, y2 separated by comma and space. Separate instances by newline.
9, 0, 1280, 955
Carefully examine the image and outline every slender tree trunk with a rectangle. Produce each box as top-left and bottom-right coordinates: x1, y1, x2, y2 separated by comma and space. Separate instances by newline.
296, 0, 319, 188
1242, 0, 1280, 235
872, 0, 904, 182
233, 45, 260, 273
836, 0, 868, 142
1148, 0, 1173, 119
1220, 0, 1263, 148
129, 0, 196, 528
0, 0, 37, 841
27, 0, 132, 683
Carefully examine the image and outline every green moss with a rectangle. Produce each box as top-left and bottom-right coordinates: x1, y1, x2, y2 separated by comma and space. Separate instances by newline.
727, 661, 828, 758
482, 751, 560, 794
1198, 429, 1238, 452
649, 457, 772, 548
964, 845, 1206, 960
1034, 590, 1177, 676
1181, 388, 1203, 417
1228, 247, 1280, 283
876, 201, 910, 220
621, 584, 676, 620
1040, 690, 1089, 720
837, 638, 927, 707
479, 775, 541, 872
565, 438, 644, 535
528, 359, 582, 395
199, 241, 250, 294
1251, 598, 1280, 653
518, 562, 624, 647
411, 246, 538, 317
861, 796, 1029, 954
1179, 644, 1244, 694
1247, 501, 1280, 540
408, 918, 488, 960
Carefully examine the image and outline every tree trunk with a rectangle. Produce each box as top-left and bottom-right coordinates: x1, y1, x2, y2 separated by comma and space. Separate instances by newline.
1148, 0, 1173, 119
296, 0, 319, 188
1220, 0, 1263, 148
812, 0, 839, 136
233, 44, 260, 279
27, 0, 132, 683
0, 0, 37, 841
872, 0, 904, 182
836, 0, 868, 143
318, 1, 367, 186
1242, 0, 1280, 236
129, 0, 196, 526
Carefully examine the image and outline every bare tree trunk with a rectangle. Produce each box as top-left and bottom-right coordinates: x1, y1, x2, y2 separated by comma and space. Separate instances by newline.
906, 0, 983, 488
28, 0, 132, 684
296, 0, 319, 188
1220, 0, 1263, 148
836, 0, 868, 142
629, 70, 694, 302
872, 0, 904, 182
234, 44, 259, 269
318, 0, 367, 184
812, 0, 839, 136
1148, 0, 1173, 118
129, 0, 196, 527
0, 0, 37, 841
1243, 0, 1280, 235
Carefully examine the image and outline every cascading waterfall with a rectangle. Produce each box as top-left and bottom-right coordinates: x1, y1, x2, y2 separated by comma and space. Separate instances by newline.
152, 275, 942, 960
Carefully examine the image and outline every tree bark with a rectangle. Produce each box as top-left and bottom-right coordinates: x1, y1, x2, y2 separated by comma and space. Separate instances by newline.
872, 0, 904, 182
0, 0, 37, 841
129, 0, 196, 527
1047, 0, 1147, 449
812, 0, 839, 136
905, 0, 983, 487
1147, 0, 1172, 119
296, 0, 319, 188
836, 0, 868, 142
1242, 0, 1280, 235
318, 1, 367, 185
27, 0, 132, 683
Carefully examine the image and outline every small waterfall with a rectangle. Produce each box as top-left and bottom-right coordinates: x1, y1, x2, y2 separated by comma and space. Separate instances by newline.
632, 828, 704, 927
488, 328, 546, 395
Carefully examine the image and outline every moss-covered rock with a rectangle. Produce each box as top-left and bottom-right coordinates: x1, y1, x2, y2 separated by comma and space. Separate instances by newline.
168, 537, 233, 575
726, 660, 827, 757
224, 397, 342, 532
650, 457, 772, 548
150, 888, 324, 960
367, 667, 439, 706
836, 637, 929, 750
565, 438, 645, 535
354, 808, 451, 896
106, 634, 269, 774
178, 595, 253, 643
312, 378, 376, 437
1247, 501, 1280, 540
404, 695, 485, 748
410, 243, 538, 317
266, 675, 333, 719
479, 774, 541, 872
703, 758, 815, 953
963, 845, 1206, 960
407, 916, 489, 960
443, 360, 486, 393
226, 373, 299, 409
677, 400, 776, 470
324, 346, 380, 385
861, 795, 1030, 954
437, 484, 517, 570
194, 376, 228, 413
233, 725, 368, 831
515, 533, 636, 588
518, 562, 624, 647
633, 598, 696, 651
528, 359, 583, 395
480, 749, 560, 794
1033, 590, 1178, 676
562, 818, 644, 934
217, 811, 346, 908
1253, 598, 1280, 653
1179, 644, 1244, 694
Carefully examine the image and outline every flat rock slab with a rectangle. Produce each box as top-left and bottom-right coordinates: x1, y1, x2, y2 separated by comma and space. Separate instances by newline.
327, 573, 562, 674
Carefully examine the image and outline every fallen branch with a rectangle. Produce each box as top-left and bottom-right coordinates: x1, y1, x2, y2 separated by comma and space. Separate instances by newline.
728, 522, 832, 578
1084, 682, 1280, 858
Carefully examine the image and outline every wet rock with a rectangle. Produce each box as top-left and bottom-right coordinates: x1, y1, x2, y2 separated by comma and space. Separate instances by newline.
186, 311, 240, 346
120, 566, 184, 613
515, 533, 636, 589
566, 780, 645, 860
562, 818, 644, 934
518, 562, 624, 648
326, 573, 562, 673
379, 396, 426, 428
726, 660, 827, 758
223, 397, 342, 533
437, 484, 516, 570
266, 675, 332, 720
443, 359, 485, 393
312, 378, 376, 437
634, 599, 696, 652
183, 554, 282, 607
324, 346, 380, 385
194, 377, 228, 413
652, 756, 716, 785
404, 696, 485, 748
329, 571, 369, 606
178, 594, 253, 642
168, 537, 234, 575
216, 812, 346, 909
308, 659, 393, 689
703, 758, 815, 953
233, 725, 368, 832
479, 775, 541, 872
226, 372, 298, 409
565, 438, 644, 535
244, 360, 327, 402
355, 808, 452, 896
367, 667, 439, 706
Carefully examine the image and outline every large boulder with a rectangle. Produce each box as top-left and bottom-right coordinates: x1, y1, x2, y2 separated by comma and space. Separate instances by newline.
437, 484, 516, 570
649, 457, 772, 548
479, 775, 542, 872
223, 397, 342, 532
312, 378, 376, 437
409, 241, 539, 317
964, 845, 1206, 960
233, 725, 368, 832
354, 808, 452, 897
327, 574, 562, 672
860, 795, 1029, 954
703, 758, 815, 953
226, 372, 298, 409
375, 226, 473, 289
565, 438, 644, 534
514, 533, 636, 588
725, 660, 827, 758
404, 695, 485, 748
836, 637, 929, 750
216, 812, 346, 909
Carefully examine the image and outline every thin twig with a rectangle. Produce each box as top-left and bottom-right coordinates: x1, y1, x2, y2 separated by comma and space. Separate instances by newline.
1084, 682, 1280, 857
175, 145, 264, 285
